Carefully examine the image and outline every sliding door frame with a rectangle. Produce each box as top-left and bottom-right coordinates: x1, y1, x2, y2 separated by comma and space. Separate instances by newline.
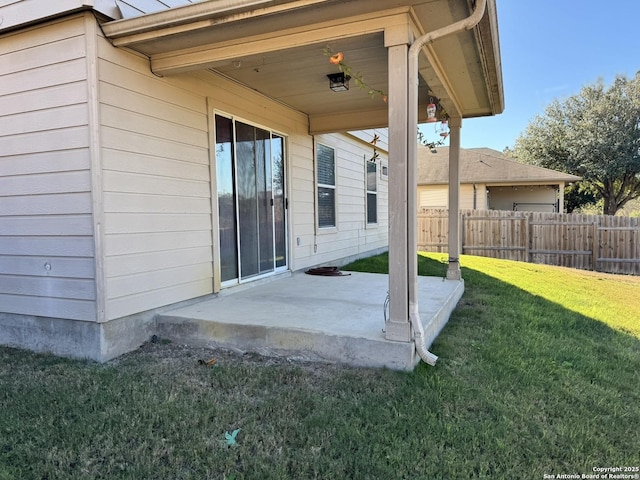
211, 110, 289, 291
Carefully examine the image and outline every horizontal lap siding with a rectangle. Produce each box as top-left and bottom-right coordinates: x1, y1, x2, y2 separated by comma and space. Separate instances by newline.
97, 36, 387, 313
97, 38, 213, 320
182, 70, 318, 273
310, 133, 389, 266
418, 185, 448, 208
180, 72, 385, 274
0, 17, 96, 321
417, 185, 477, 209
460, 185, 476, 210
288, 142, 316, 265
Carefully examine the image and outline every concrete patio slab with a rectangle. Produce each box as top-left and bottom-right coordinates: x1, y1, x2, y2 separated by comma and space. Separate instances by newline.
156, 272, 464, 370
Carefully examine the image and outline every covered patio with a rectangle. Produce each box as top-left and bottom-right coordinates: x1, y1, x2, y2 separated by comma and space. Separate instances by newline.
156, 270, 463, 370
102, 0, 503, 367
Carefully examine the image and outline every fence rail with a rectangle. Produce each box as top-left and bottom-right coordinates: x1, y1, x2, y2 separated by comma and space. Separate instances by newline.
418, 208, 640, 275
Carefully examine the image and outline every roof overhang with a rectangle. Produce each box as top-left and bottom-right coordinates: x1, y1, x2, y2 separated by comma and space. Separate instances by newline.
102, 0, 504, 133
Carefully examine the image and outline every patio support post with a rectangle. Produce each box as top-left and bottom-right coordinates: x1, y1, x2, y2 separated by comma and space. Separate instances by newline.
405, 0, 486, 284
385, 27, 412, 342
447, 117, 462, 280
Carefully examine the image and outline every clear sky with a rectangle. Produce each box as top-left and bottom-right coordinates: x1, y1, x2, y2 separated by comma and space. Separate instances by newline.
422, 0, 640, 152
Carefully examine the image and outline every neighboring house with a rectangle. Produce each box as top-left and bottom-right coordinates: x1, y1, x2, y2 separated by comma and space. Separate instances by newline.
418, 146, 581, 212
0, 0, 503, 361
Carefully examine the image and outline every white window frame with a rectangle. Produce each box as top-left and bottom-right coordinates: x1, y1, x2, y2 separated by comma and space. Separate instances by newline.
380, 161, 389, 180
366, 159, 378, 225
316, 143, 337, 229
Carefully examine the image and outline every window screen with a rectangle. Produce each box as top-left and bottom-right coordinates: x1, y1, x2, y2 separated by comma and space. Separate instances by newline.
366, 161, 377, 224
317, 144, 336, 228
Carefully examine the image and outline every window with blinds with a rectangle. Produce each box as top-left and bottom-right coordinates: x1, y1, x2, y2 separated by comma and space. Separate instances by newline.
317, 144, 336, 228
366, 160, 377, 224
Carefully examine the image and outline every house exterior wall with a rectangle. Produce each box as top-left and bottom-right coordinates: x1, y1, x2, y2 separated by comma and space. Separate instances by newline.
0, 13, 388, 359
418, 184, 487, 210
418, 185, 447, 209
0, 16, 98, 323
96, 27, 214, 321
471, 184, 489, 210
418, 183, 561, 211
95, 26, 388, 321
98, 34, 387, 319
310, 133, 388, 266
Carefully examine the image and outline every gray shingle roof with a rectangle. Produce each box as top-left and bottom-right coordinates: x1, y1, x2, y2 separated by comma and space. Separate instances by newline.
117, 0, 200, 19
418, 146, 581, 185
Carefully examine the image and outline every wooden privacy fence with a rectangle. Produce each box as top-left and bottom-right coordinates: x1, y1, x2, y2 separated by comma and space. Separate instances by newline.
418, 208, 640, 275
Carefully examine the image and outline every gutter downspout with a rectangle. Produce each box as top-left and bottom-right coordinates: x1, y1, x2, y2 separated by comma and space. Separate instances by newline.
473, 183, 477, 209
407, 0, 487, 366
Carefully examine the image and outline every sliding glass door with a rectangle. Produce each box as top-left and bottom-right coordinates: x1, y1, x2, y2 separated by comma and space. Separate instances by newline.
215, 115, 287, 285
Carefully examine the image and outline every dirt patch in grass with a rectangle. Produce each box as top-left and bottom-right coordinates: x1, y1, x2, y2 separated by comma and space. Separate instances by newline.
111, 338, 352, 379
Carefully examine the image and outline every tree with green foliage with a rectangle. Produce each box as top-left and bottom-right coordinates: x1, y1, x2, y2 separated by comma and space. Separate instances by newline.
563, 183, 599, 213
513, 73, 640, 215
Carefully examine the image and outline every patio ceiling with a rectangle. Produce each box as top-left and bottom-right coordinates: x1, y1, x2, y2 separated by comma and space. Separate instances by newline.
102, 0, 503, 134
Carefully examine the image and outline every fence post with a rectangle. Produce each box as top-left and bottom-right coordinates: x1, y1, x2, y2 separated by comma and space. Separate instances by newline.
592, 221, 598, 272
461, 210, 465, 255
523, 215, 530, 263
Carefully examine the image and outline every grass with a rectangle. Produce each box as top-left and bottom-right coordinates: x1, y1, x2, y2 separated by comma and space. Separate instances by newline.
1, 254, 639, 479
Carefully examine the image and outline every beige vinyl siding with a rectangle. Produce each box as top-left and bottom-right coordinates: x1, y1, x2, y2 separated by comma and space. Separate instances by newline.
460, 184, 476, 210
310, 132, 389, 266
419, 185, 448, 209
471, 183, 488, 210
288, 141, 316, 266
92, 23, 388, 317
187, 70, 317, 273
348, 129, 389, 151
0, 16, 97, 321
97, 34, 213, 320
418, 184, 488, 210
195, 71, 316, 272
2, 13, 392, 324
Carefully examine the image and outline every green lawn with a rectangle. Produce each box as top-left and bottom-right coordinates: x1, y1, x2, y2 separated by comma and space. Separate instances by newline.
1, 254, 639, 479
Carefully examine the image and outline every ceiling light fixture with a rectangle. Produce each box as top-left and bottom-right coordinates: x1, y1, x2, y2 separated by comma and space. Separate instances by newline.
327, 72, 350, 92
